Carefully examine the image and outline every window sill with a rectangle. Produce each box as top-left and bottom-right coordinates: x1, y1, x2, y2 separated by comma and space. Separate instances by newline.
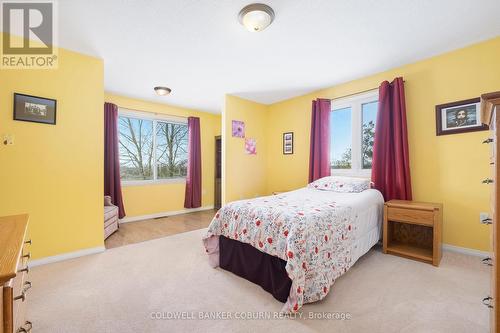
122, 178, 186, 187
330, 169, 372, 178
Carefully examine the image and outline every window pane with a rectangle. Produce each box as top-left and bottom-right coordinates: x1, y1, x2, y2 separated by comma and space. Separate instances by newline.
118, 116, 154, 180
156, 122, 188, 179
362, 101, 378, 169
330, 107, 352, 169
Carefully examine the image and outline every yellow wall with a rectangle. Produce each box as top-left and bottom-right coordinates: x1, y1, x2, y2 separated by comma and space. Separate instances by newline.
1, 31, 497, 261
104, 94, 221, 217
223, 95, 268, 203
266, 37, 500, 251
0, 43, 104, 259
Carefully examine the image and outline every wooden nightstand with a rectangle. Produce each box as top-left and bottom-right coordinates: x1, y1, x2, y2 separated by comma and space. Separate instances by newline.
383, 200, 443, 266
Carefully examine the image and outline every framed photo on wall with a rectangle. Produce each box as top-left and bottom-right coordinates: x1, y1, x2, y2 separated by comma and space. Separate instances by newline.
14, 93, 57, 125
283, 132, 294, 154
435, 97, 487, 136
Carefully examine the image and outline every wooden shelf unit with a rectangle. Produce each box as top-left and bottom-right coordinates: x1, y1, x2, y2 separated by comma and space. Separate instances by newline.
383, 200, 442, 266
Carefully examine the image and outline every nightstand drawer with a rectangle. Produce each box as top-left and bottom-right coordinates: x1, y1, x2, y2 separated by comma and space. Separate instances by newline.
387, 207, 434, 226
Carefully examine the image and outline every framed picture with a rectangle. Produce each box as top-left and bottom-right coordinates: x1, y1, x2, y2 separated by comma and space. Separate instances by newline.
232, 120, 245, 138
283, 132, 294, 154
14, 93, 57, 125
245, 138, 256, 155
435, 97, 487, 136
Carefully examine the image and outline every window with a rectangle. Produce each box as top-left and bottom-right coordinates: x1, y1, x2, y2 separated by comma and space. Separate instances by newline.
330, 107, 352, 169
118, 109, 188, 184
330, 90, 378, 176
361, 101, 377, 169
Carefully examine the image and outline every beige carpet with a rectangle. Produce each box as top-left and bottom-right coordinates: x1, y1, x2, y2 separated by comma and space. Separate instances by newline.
27, 229, 490, 333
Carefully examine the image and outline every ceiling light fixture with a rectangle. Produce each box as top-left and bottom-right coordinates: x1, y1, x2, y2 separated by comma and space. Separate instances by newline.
154, 86, 171, 96
238, 3, 275, 32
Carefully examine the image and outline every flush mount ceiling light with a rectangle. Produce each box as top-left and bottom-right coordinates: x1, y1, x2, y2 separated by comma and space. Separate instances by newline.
238, 3, 275, 32
154, 86, 171, 96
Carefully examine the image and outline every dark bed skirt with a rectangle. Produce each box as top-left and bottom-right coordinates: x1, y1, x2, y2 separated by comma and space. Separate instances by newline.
219, 236, 292, 303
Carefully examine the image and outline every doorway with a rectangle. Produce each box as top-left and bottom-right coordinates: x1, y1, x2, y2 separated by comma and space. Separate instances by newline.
214, 136, 222, 209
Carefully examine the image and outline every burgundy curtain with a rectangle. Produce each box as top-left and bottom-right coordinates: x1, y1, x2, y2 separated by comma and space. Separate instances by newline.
184, 117, 202, 208
371, 77, 412, 201
104, 102, 126, 218
309, 98, 331, 183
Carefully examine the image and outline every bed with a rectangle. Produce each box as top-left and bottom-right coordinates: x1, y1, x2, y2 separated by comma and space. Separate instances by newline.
202, 179, 384, 313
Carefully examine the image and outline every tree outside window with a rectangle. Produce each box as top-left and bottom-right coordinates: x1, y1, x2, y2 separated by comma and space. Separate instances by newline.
118, 115, 188, 181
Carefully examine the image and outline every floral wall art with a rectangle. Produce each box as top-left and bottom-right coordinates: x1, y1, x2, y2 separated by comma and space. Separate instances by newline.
245, 138, 256, 155
232, 120, 245, 138
232, 119, 256, 155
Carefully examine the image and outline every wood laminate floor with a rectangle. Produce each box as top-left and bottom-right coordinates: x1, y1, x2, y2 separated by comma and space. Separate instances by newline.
105, 209, 216, 249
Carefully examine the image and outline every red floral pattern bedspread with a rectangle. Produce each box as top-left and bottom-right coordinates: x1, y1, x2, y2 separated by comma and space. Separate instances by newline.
202, 190, 356, 312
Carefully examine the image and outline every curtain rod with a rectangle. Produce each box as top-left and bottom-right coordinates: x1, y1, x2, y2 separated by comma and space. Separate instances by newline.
118, 106, 188, 121
330, 80, 406, 101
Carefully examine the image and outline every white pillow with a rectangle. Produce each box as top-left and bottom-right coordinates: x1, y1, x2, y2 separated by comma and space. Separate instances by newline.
308, 176, 371, 193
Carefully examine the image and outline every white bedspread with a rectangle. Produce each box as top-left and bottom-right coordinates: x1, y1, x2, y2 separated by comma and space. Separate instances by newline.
202, 188, 384, 312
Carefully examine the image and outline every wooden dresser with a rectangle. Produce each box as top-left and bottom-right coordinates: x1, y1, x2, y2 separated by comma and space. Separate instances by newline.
481, 91, 500, 333
0, 214, 32, 333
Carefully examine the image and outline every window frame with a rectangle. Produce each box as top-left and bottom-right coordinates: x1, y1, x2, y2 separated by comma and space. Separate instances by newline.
118, 108, 188, 186
330, 89, 379, 178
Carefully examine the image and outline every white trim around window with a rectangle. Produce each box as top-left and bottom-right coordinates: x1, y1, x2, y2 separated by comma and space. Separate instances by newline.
122, 178, 186, 187
330, 89, 379, 178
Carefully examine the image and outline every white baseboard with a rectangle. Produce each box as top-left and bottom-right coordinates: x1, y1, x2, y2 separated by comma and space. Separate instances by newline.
119, 205, 215, 224
442, 243, 490, 257
26, 241, 487, 267
29, 246, 105, 267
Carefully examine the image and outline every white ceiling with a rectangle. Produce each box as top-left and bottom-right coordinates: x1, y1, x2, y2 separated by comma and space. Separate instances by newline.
57, 0, 500, 114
